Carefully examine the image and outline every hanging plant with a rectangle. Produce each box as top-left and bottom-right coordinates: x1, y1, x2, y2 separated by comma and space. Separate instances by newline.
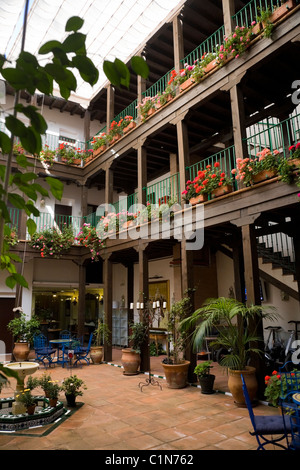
75, 223, 105, 261
29, 223, 74, 258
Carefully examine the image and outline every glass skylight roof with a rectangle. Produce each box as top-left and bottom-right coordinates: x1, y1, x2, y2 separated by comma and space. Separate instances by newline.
0, 0, 184, 105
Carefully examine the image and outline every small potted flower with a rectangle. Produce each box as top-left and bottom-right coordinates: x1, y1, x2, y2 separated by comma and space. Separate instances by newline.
109, 119, 123, 143
182, 178, 206, 205
174, 63, 196, 92
194, 360, 215, 394
75, 223, 105, 262
39, 145, 56, 166
61, 375, 87, 407
287, 142, 300, 168
136, 96, 157, 121
121, 115, 136, 134
92, 132, 108, 157
46, 380, 61, 407
38, 372, 53, 397
17, 389, 37, 415
233, 148, 280, 186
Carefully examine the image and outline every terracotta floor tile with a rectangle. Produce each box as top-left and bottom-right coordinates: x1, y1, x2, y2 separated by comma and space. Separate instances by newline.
0, 352, 287, 451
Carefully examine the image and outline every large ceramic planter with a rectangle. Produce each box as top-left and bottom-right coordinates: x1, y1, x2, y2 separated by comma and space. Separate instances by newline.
228, 366, 257, 407
162, 360, 190, 389
90, 345, 103, 364
121, 348, 141, 375
189, 194, 208, 205
13, 342, 30, 362
211, 184, 233, 198
252, 169, 277, 184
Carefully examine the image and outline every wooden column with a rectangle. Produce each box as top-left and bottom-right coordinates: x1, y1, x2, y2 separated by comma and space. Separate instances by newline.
222, 0, 235, 37
127, 262, 134, 328
230, 83, 248, 163
104, 162, 114, 209
137, 242, 149, 372
180, 238, 196, 381
232, 228, 246, 303
77, 263, 86, 339
137, 142, 147, 206
103, 253, 113, 362
229, 83, 248, 161
173, 112, 190, 203
84, 109, 91, 145
106, 84, 114, 131
81, 183, 88, 219
137, 61, 146, 124
173, 14, 184, 72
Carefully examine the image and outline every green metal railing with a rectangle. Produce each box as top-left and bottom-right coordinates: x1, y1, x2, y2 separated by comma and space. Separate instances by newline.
182, 25, 225, 67
145, 173, 180, 205
142, 70, 173, 99
188, 145, 236, 182
233, 0, 295, 27
113, 100, 138, 124
8, 208, 20, 229
27, 212, 82, 239
245, 113, 300, 157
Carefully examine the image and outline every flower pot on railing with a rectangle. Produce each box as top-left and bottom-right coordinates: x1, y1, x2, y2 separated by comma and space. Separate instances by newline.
251, 169, 278, 184
189, 194, 208, 205
179, 77, 195, 93
268, 0, 296, 23
111, 134, 122, 144
122, 220, 135, 230
147, 107, 156, 118
204, 59, 218, 74
123, 122, 136, 134
93, 145, 106, 158
72, 158, 82, 166
211, 184, 233, 198
288, 158, 300, 168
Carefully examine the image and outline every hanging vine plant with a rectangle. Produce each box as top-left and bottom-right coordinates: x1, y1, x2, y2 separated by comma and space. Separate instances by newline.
29, 224, 74, 258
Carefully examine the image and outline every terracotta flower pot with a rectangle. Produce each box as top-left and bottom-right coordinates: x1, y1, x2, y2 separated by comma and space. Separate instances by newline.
93, 145, 106, 158
288, 157, 300, 168
211, 184, 233, 198
147, 107, 156, 117
204, 59, 218, 74
252, 169, 277, 184
26, 404, 36, 415
179, 77, 195, 92
122, 220, 134, 229
228, 366, 257, 407
49, 398, 58, 407
13, 342, 30, 362
90, 345, 103, 364
189, 194, 208, 205
123, 122, 136, 134
121, 348, 141, 375
269, 0, 296, 23
162, 360, 190, 389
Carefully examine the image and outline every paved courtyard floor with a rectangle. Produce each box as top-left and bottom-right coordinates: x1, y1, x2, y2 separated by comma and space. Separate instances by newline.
0, 350, 287, 452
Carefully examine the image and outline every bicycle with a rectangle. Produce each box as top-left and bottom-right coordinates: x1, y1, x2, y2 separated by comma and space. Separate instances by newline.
264, 326, 286, 372
282, 321, 300, 371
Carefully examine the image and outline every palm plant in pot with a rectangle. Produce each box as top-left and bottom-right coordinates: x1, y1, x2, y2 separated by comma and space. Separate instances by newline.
162, 292, 193, 389
121, 321, 147, 375
181, 297, 278, 405
194, 360, 215, 394
90, 320, 111, 364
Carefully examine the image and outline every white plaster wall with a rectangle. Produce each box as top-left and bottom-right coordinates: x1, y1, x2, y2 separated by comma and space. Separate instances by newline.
215, 251, 235, 298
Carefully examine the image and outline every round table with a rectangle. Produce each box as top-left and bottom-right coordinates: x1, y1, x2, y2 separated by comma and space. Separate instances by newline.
49, 339, 72, 367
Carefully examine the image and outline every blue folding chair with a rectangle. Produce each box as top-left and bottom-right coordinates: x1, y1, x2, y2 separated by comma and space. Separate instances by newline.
33, 333, 56, 368
73, 332, 93, 367
241, 374, 292, 450
279, 362, 300, 450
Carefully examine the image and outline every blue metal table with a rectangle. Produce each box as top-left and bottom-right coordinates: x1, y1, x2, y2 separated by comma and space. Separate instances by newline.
49, 339, 72, 367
